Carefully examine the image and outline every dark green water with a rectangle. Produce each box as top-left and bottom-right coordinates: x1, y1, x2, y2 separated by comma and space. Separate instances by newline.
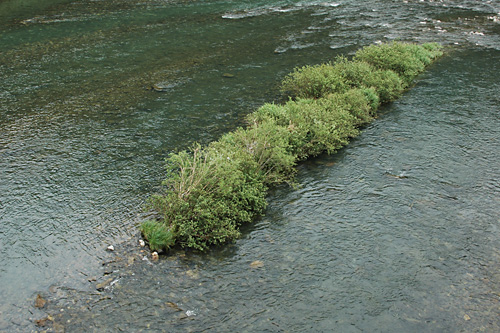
1, 0, 499, 331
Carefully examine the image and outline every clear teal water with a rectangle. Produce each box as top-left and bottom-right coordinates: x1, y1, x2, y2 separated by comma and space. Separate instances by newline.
0, 0, 499, 331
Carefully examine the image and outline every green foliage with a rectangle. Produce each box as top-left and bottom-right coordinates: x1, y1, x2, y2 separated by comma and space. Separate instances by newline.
249, 94, 365, 160
337, 88, 377, 126
280, 63, 348, 99
354, 41, 443, 86
143, 42, 443, 252
140, 220, 175, 251
215, 121, 297, 186
331, 57, 404, 103
280, 56, 404, 104
146, 143, 268, 251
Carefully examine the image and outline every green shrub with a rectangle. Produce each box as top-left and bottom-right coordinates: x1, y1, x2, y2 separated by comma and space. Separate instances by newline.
280, 63, 348, 99
332, 58, 404, 103
145, 143, 268, 251
280, 56, 404, 104
359, 87, 380, 112
143, 42, 443, 252
335, 88, 377, 126
249, 97, 360, 160
215, 121, 297, 186
354, 41, 443, 86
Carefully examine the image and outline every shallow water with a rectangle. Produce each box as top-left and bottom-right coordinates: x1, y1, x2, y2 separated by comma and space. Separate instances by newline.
0, 0, 499, 331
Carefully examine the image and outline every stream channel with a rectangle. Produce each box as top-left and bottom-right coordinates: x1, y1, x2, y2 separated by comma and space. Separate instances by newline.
1, 0, 499, 331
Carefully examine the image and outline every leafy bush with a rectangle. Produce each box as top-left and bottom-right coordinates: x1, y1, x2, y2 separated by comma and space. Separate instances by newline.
147, 143, 268, 251
215, 121, 297, 186
142, 42, 443, 252
281, 63, 348, 99
249, 96, 360, 160
280, 56, 405, 104
331, 57, 404, 103
354, 41, 443, 86
336, 88, 377, 126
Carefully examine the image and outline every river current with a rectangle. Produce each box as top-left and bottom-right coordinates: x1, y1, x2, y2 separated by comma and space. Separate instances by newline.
0, 0, 499, 331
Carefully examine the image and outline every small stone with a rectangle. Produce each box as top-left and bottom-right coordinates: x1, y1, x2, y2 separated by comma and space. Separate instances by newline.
139, 239, 145, 247
464, 314, 471, 321
166, 302, 182, 311
34, 294, 47, 308
35, 317, 49, 327
152, 82, 176, 92
152, 84, 167, 92
250, 260, 264, 269
222, 73, 235, 78
185, 270, 199, 279
96, 278, 114, 291
151, 252, 159, 260
107, 245, 114, 251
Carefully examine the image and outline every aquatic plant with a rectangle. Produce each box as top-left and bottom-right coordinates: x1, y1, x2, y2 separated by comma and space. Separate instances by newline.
143, 42, 443, 252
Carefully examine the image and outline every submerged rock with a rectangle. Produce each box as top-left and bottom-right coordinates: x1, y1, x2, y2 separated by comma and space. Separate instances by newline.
34, 294, 47, 308
185, 269, 199, 279
250, 260, 264, 269
96, 278, 114, 291
35, 315, 53, 327
152, 82, 177, 92
166, 302, 182, 311
384, 171, 409, 179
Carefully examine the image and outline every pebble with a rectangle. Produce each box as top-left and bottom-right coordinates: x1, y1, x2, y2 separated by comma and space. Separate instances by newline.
96, 278, 114, 291
152, 252, 159, 260
34, 294, 47, 308
139, 239, 145, 247
107, 245, 114, 251
35, 317, 50, 327
166, 302, 182, 311
250, 260, 264, 268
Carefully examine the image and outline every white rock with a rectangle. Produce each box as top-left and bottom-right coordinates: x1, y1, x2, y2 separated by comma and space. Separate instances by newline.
139, 239, 145, 247
107, 245, 114, 251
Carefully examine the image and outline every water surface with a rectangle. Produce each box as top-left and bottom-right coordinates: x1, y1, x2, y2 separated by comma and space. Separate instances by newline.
0, 0, 499, 331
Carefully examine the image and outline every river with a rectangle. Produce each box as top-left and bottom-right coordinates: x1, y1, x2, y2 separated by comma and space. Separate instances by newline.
0, 0, 499, 331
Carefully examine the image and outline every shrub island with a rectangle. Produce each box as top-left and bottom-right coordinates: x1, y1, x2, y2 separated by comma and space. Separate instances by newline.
141, 41, 444, 252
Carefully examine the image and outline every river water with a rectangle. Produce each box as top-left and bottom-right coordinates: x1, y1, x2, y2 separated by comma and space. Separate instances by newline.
0, 0, 499, 331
